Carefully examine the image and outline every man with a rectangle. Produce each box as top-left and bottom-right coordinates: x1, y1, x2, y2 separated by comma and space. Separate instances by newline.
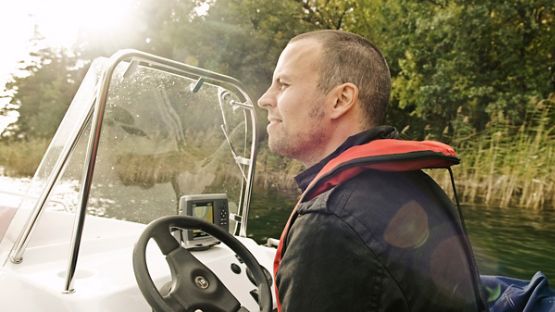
257, 30, 485, 311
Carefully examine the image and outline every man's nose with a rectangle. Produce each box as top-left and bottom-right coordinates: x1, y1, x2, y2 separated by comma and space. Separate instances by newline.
257, 89, 274, 109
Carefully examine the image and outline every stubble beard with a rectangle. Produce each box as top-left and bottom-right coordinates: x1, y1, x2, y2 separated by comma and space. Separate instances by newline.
268, 102, 327, 164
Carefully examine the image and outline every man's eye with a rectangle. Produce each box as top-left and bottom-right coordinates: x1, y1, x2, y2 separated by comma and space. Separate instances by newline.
279, 83, 289, 90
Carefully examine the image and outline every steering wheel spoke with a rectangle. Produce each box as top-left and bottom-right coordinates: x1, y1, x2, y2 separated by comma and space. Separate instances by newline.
133, 215, 272, 312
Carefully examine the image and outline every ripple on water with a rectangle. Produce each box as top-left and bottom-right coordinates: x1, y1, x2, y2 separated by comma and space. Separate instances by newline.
464, 204, 555, 280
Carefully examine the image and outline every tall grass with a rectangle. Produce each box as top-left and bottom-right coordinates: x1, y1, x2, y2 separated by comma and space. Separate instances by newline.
1, 97, 553, 210
431, 95, 554, 210
0, 138, 50, 177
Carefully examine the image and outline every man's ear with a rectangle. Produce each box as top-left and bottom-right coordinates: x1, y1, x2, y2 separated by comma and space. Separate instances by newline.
329, 82, 359, 120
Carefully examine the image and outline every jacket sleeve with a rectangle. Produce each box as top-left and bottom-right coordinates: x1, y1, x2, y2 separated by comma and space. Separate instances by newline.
275, 211, 388, 312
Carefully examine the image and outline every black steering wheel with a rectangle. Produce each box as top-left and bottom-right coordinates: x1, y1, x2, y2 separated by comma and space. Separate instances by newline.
133, 215, 273, 312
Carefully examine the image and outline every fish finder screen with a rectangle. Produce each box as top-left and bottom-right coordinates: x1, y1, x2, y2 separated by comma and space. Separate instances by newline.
192, 202, 214, 238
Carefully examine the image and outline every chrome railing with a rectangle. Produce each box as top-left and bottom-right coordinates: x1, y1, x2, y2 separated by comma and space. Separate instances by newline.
8, 50, 258, 293
10, 108, 93, 264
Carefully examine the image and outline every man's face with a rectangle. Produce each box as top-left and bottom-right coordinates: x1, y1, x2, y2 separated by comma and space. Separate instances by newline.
257, 39, 331, 165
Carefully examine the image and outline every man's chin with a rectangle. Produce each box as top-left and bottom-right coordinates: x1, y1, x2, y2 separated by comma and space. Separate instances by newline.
267, 140, 279, 153
268, 138, 287, 156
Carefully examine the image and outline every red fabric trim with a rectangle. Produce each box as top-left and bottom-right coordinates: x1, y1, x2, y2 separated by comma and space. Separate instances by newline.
306, 157, 456, 201
316, 139, 456, 180
273, 197, 302, 312
273, 139, 458, 311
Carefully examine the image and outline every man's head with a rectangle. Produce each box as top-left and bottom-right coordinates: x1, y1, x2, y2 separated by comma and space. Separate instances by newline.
290, 30, 391, 126
258, 30, 390, 166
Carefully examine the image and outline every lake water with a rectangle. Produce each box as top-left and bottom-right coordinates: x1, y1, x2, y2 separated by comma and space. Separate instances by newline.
2, 176, 553, 281
248, 189, 555, 281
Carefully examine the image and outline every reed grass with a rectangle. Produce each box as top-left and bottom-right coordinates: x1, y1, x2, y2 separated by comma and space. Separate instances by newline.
1, 97, 553, 210
0, 138, 50, 177
430, 95, 554, 210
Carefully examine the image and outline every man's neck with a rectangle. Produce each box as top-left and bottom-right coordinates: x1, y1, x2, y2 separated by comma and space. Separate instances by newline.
301, 124, 366, 167
294, 126, 398, 191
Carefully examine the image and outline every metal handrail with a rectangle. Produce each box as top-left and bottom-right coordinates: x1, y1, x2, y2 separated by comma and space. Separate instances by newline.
9, 107, 93, 264
61, 49, 258, 292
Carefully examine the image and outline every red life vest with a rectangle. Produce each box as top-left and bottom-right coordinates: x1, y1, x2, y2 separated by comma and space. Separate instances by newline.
273, 139, 459, 312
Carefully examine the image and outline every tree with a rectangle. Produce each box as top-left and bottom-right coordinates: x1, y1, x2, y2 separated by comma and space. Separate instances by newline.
353, 0, 555, 139
1, 47, 86, 140
4, 0, 553, 143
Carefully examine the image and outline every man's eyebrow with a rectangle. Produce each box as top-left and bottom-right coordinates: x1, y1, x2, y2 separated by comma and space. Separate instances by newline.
276, 74, 292, 83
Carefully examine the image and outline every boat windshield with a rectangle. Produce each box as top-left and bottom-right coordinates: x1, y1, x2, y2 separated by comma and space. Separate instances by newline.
0, 60, 104, 246
1, 54, 255, 247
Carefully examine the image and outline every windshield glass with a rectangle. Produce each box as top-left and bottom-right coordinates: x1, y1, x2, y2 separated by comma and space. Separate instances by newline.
68, 61, 251, 223
91, 62, 251, 224
0, 60, 103, 245
1, 57, 254, 248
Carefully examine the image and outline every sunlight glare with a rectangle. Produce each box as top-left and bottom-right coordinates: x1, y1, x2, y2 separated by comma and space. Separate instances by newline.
25, 0, 136, 48
0, 0, 137, 129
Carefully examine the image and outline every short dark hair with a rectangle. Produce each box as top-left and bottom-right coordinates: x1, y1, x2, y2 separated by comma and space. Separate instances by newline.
290, 30, 391, 126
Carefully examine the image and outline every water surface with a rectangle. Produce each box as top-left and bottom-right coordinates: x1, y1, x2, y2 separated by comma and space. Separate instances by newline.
2, 176, 553, 281
248, 190, 555, 281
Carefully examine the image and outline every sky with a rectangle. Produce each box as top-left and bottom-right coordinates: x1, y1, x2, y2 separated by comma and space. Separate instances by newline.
0, 1, 36, 130
0, 1, 35, 99
0, 0, 136, 131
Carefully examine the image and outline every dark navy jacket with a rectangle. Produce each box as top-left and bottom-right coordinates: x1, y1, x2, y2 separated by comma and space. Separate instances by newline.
275, 127, 485, 311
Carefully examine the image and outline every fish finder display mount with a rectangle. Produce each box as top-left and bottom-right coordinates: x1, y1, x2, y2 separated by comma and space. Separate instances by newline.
177, 194, 229, 250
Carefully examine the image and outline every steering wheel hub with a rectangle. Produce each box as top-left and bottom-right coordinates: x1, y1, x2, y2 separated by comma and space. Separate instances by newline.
195, 276, 210, 289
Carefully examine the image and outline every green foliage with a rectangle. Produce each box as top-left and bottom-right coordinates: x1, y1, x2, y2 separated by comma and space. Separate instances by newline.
1, 0, 554, 209
5, 0, 554, 140
170, 0, 318, 95
430, 94, 555, 209
366, 0, 555, 139
1, 48, 86, 140
0, 138, 50, 176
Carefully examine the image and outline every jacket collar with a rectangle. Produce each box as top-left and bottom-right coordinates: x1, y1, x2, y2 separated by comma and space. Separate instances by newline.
294, 125, 398, 192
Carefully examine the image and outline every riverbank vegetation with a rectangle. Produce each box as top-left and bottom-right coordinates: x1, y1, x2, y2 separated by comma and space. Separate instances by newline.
1, 1, 553, 210
0, 138, 49, 177
255, 95, 555, 210
431, 95, 554, 210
